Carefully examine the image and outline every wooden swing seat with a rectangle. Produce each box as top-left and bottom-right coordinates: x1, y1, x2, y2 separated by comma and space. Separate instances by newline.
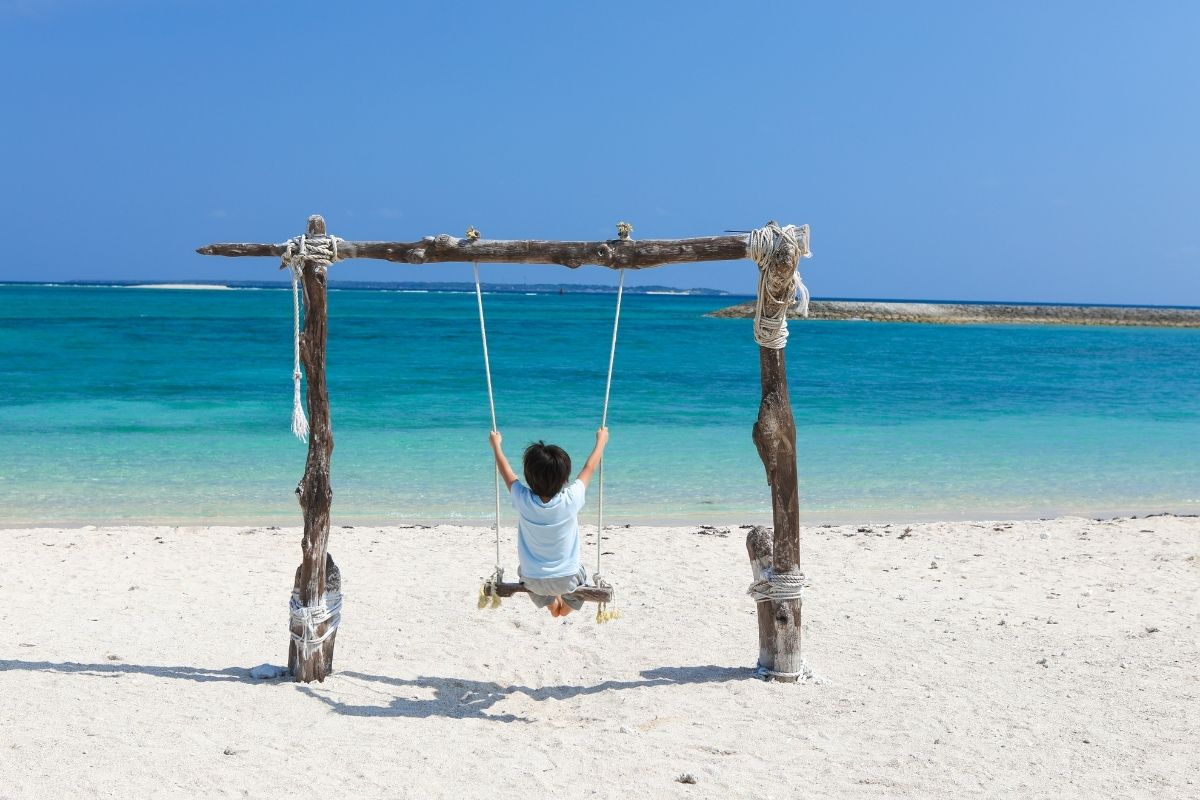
492, 582, 614, 603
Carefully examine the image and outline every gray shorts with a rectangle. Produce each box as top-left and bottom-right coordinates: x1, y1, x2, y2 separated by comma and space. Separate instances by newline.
519, 566, 590, 611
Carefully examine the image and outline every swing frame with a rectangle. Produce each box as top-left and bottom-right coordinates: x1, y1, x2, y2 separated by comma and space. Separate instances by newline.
198, 214, 810, 684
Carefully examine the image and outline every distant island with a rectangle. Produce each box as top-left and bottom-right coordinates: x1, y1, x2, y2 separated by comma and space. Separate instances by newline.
127, 283, 233, 290
16, 279, 736, 297
708, 299, 1200, 328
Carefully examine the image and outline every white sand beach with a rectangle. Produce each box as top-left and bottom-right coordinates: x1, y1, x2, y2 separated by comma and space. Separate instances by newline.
1, 515, 1196, 798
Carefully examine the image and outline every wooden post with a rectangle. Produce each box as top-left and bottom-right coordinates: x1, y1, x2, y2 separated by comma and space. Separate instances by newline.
287, 214, 340, 683
748, 242, 804, 682
745, 526, 775, 669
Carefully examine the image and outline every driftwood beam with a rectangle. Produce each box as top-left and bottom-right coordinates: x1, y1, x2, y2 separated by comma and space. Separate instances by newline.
491, 582, 614, 603
197, 243, 281, 258
197, 233, 753, 270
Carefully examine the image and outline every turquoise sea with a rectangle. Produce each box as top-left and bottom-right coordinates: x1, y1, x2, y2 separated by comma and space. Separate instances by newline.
2, 284, 1198, 525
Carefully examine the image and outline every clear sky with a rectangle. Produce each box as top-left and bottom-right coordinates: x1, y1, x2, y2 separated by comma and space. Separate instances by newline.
2, 1, 1197, 304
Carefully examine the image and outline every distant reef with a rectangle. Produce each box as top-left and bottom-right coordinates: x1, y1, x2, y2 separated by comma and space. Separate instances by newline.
707, 300, 1200, 328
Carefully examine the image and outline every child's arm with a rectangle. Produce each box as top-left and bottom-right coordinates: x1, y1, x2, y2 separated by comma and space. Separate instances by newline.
489, 431, 519, 491
576, 427, 610, 488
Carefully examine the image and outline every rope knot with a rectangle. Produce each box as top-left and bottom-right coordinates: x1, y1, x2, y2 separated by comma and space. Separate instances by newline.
478, 566, 504, 610
747, 222, 812, 349
280, 233, 345, 272
615, 221, 633, 240
465, 226, 481, 241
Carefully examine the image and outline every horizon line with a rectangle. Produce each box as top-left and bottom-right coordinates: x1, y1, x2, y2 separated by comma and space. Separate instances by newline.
2, 280, 1199, 311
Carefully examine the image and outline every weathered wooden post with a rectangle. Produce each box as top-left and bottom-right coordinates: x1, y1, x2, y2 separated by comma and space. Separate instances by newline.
746, 223, 809, 682
286, 214, 341, 683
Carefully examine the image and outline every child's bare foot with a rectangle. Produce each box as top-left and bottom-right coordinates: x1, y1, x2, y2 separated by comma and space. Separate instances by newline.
557, 600, 573, 617
548, 598, 563, 617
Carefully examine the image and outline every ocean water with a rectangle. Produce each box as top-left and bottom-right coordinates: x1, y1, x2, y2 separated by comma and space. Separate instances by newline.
2, 284, 1198, 525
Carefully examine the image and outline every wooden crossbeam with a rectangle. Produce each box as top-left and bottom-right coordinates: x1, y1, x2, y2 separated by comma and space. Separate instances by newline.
197, 232, 754, 270
491, 582, 614, 603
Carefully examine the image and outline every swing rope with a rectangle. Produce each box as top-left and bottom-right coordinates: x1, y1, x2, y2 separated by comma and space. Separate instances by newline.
593, 269, 625, 623
472, 262, 504, 608
596, 268, 625, 581
471, 259, 624, 622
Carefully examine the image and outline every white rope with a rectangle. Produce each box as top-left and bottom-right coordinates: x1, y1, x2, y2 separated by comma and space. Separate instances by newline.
747, 222, 812, 349
472, 262, 502, 573
747, 570, 806, 602
279, 233, 344, 443
756, 661, 816, 681
289, 588, 342, 662
596, 269, 625, 581
288, 264, 309, 443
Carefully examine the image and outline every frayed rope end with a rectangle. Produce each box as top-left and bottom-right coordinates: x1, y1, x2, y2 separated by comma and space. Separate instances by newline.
291, 395, 309, 443
795, 278, 811, 319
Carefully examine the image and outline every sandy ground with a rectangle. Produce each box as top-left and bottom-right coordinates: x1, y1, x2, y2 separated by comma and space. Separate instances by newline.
1, 516, 1197, 799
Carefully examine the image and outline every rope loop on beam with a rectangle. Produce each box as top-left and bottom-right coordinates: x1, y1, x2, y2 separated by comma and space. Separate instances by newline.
279, 232, 345, 272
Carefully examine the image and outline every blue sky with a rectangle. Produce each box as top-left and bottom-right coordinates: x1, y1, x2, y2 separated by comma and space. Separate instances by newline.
2, 0, 1197, 304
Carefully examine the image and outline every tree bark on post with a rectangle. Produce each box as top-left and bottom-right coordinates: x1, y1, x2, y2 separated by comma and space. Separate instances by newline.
748, 241, 804, 682
287, 214, 340, 683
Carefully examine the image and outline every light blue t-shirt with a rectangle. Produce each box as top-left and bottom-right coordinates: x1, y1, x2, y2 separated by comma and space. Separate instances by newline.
510, 479, 586, 580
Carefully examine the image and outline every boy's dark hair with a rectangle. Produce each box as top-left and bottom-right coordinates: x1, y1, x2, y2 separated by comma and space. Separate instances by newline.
523, 441, 572, 498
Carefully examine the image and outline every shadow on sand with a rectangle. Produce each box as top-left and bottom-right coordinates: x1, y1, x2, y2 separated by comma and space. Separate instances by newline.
298, 664, 754, 722
0, 660, 753, 723
0, 659, 257, 683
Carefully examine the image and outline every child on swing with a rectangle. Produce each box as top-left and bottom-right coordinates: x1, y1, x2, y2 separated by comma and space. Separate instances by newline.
488, 428, 609, 617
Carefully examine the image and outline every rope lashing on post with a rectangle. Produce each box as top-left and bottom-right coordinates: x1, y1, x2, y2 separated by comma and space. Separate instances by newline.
749, 569, 815, 681
756, 662, 817, 681
288, 588, 343, 662
748, 569, 814, 681
747, 222, 813, 349
279, 234, 344, 443
747, 570, 806, 603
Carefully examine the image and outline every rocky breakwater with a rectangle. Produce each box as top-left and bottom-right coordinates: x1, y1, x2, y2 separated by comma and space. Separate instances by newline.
707, 300, 1200, 327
